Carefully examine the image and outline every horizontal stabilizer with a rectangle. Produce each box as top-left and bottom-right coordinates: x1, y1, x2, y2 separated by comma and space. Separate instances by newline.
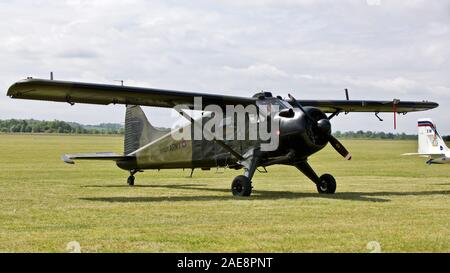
402, 152, 443, 158
61, 152, 134, 164
402, 153, 420, 156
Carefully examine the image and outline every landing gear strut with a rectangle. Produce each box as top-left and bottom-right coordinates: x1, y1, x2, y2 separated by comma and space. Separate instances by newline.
294, 161, 337, 194
127, 170, 139, 186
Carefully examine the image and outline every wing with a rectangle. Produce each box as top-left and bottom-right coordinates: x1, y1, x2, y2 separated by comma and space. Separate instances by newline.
7, 78, 438, 113
295, 100, 439, 113
7, 78, 255, 109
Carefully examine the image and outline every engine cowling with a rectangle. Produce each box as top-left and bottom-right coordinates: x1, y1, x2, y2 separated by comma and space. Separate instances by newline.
275, 107, 329, 158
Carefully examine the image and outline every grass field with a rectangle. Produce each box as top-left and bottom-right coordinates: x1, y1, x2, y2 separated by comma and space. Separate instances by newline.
0, 134, 448, 253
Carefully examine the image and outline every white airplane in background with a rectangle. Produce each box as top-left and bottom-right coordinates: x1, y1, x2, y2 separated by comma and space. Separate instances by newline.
404, 118, 450, 164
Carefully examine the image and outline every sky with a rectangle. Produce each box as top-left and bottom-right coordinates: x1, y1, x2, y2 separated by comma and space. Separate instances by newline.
0, 0, 449, 134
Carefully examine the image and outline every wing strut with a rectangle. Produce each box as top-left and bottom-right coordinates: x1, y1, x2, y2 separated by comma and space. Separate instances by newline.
178, 110, 245, 161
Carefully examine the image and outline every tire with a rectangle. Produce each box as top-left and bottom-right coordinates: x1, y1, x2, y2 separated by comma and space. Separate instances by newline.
231, 175, 252, 196
317, 174, 336, 194
127, 176, 135, 186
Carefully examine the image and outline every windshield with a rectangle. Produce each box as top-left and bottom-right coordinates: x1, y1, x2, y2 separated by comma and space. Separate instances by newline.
256, 97, 291, 116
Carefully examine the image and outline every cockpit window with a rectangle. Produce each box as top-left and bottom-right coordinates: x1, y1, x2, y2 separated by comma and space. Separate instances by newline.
254, 97, 291, 122
256, 97, 291, 115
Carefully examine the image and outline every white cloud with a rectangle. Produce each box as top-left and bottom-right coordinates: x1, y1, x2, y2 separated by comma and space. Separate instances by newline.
223, 64, 288, 79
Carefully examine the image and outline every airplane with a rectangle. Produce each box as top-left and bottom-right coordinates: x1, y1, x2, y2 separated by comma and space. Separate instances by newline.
7, 77, 438, 196
403, 118, 450, 164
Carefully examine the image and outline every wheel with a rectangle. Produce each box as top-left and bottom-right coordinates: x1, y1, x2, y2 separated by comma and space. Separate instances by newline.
127, 176, 135, 186
231, 175, 252, 196
316, 174, 336, 194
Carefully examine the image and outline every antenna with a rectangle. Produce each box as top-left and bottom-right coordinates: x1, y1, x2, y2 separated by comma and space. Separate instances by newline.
345, 88, 349, 100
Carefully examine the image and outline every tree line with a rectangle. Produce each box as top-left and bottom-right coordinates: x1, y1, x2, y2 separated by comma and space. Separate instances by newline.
334, 130, 450, 141
333, 130, 417, 140
1, 119, 448, 140
0, 119, 124, 134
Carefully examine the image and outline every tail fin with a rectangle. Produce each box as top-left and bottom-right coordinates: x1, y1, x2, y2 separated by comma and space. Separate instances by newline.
124, 105, 169, 155
417, 118, 448, 155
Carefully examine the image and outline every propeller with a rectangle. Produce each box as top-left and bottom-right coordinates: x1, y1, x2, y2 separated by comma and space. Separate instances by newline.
288, 94, 352, 160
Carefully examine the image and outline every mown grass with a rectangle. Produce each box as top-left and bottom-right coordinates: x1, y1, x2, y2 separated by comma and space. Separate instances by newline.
0, 134, 448, 252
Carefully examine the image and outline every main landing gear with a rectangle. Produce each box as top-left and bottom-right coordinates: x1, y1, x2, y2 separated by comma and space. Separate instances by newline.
294, 161, 336, 194
231, 175, 253, 196
229, 150, 337, 196
231, 149, 260, 197
316, 173, 336, 194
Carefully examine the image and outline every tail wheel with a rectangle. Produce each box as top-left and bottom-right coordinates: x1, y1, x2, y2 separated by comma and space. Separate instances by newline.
127, 176, 135, 186
231, 175, 252, 196
317, 174, 336, 194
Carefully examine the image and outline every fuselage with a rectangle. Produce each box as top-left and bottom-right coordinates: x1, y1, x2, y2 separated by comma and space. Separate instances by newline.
117, 96, 329, 171
426, 151, 450, 164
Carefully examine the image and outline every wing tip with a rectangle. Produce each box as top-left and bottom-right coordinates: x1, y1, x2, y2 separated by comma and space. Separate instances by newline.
6, 78, 36, 97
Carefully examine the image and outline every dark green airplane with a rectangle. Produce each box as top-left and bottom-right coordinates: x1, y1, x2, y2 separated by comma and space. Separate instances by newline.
7, 78, 438, 196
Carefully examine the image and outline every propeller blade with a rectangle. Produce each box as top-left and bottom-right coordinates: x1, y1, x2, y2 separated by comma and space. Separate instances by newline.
288, 94, 352, 161
288, 94, 315, 123
328, 135, 352, 160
